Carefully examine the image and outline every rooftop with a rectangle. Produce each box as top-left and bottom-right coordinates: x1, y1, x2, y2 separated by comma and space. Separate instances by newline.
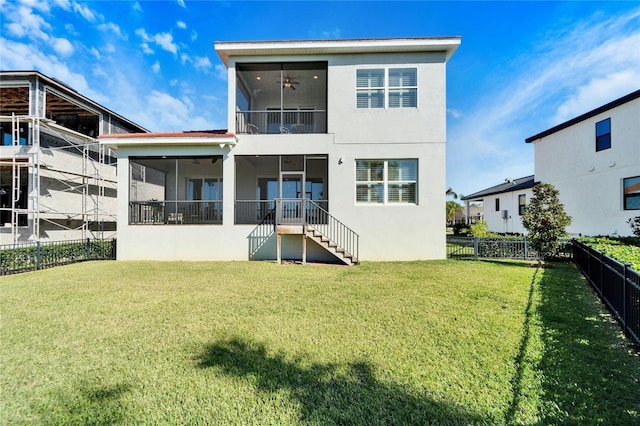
461, 175, 537, 201
215, 36, 462, 66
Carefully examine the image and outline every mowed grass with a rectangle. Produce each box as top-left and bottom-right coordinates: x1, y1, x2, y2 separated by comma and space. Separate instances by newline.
1, 260, 638, 425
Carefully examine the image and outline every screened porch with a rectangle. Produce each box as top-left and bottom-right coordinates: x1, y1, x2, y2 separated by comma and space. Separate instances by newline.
129, 156, 223, 225
235, 154, 328, 224
235, 62, 327, 134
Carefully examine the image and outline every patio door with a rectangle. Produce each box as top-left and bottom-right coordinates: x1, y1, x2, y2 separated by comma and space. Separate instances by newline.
280, 172, 304, 224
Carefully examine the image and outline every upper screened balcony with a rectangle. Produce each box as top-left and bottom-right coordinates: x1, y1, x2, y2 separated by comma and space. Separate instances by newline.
235, 62, 327, 135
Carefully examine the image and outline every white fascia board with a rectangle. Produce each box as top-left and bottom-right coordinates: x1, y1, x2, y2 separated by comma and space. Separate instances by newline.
215, 37, 462, 66
99, 136, 237, 147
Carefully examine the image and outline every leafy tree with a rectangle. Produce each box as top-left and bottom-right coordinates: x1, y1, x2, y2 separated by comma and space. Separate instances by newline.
521, 183, 571, 265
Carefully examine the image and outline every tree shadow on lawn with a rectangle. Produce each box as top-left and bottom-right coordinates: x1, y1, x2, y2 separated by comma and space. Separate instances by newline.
536, 262, 640, 424
33, 382, 131, 425
196, 337, 489, 425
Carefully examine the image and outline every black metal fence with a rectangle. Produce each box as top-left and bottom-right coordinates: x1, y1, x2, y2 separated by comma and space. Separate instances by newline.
573, 240, 640, 348
0, 238, 116, 275
446, 236, 572, 260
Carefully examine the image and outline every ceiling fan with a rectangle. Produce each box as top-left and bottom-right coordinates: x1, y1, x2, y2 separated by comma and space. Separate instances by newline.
278, 77, 299, 90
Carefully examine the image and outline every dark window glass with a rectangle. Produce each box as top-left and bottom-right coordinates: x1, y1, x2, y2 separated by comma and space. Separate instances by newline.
596, 118, 611, 151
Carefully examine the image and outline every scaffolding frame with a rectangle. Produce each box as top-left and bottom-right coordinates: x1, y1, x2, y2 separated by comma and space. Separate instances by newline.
0, 114, 117, 244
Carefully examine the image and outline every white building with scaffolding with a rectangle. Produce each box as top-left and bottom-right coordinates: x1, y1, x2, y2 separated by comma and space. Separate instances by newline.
0, 71, 148, 244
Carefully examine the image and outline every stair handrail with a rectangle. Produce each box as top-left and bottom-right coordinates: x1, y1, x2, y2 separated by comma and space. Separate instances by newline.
247, 205, 276, 259
303, 199, 359, 264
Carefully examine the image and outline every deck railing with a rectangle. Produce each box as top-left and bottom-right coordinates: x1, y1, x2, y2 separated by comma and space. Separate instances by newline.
129, 200, 222, 225
236, 110, 327, 134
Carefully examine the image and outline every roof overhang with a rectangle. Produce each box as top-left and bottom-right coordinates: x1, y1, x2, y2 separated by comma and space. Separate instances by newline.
215, 37, 462, 66
99, 131, 237, 148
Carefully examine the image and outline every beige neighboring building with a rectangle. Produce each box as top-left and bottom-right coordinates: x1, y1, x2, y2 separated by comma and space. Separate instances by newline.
0, 71, 147, 244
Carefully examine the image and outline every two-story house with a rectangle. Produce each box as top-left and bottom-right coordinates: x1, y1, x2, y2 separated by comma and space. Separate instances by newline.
461, 90, 639, 237
101, 37, 461, 263
526, 90, 640, 236
0, 71, 148, 244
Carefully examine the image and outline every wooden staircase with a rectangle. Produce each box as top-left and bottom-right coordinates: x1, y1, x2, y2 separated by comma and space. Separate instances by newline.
304, 226, 358, 266
272, 199, 359, 266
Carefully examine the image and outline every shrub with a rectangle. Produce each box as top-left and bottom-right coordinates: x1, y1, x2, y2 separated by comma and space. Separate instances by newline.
469, 219, 493, 238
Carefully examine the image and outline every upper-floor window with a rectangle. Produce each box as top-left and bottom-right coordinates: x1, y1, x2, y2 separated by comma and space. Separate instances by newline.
623, 176, 640, 210
356, 159, 417, 204
596, 118, 611, 151
495, 198, 500, 211
518, 194, 526, 215
356, 68, 417, 109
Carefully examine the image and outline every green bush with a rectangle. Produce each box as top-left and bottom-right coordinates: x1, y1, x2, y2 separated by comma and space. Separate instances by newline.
469, 219, 494, 238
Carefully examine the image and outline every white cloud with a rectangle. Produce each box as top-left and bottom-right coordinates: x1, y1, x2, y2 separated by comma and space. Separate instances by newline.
131, 1, 142, 13
553, 69, 640, 123
52, 37, 74, 56
194, 56, 212, 71
103, 43, 116, 53
136, 28, 178, 54
98, 22, 126, 39
177, 21, 187, 29
214, 64, 227, 81
6, 5, 51, 40
0, 38, 97, 99
190, 30, 198, 42
151, 61, 161, 74
154, 32, 178, 54
72, 1, 97, 22
141, 43, 154, 55
176, 0, 186, 8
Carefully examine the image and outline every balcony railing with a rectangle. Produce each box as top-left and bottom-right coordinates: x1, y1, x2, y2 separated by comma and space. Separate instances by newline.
236, 200, 328, 225
236, 110, 327, 134
129, 201, 222, 225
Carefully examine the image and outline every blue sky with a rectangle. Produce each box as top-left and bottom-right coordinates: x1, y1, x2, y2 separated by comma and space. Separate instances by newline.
1, 1, 639, 197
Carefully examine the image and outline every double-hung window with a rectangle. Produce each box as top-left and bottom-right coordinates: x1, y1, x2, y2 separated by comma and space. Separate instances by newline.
596, 118, 611, 151
356, 159, 417, 204
357, 68, 417, 109
518, 194, 526, 215
623, 176, 640, 210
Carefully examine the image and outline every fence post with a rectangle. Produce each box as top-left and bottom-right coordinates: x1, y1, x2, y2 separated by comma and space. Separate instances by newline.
473, 237, 478, 259
86, 238, 91, 260
524, 237, 528, 260
623, 264, 629, 339
36, 241, 41, 270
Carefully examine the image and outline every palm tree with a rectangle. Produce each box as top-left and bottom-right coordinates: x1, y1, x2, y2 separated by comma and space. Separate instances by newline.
446, 187, 458, 199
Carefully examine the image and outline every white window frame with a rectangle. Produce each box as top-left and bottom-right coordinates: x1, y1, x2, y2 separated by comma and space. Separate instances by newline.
356, 67, 418, 109
355, 159, 418, 205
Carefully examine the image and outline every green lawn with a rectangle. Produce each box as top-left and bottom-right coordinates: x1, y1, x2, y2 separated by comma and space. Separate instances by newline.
1, 260, 638, 425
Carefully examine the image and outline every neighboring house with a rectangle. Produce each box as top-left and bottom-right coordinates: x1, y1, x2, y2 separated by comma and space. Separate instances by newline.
101, 37, 461, 263
461, 175, 536, 234
526, 90, 640, 236
0, 71, 148, 244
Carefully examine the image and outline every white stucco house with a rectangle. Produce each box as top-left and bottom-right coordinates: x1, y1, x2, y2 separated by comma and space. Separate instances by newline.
526, 90, 639, 236
463, 90, 639, 237
100, 37, 461, 263
461, 175, 536, 234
